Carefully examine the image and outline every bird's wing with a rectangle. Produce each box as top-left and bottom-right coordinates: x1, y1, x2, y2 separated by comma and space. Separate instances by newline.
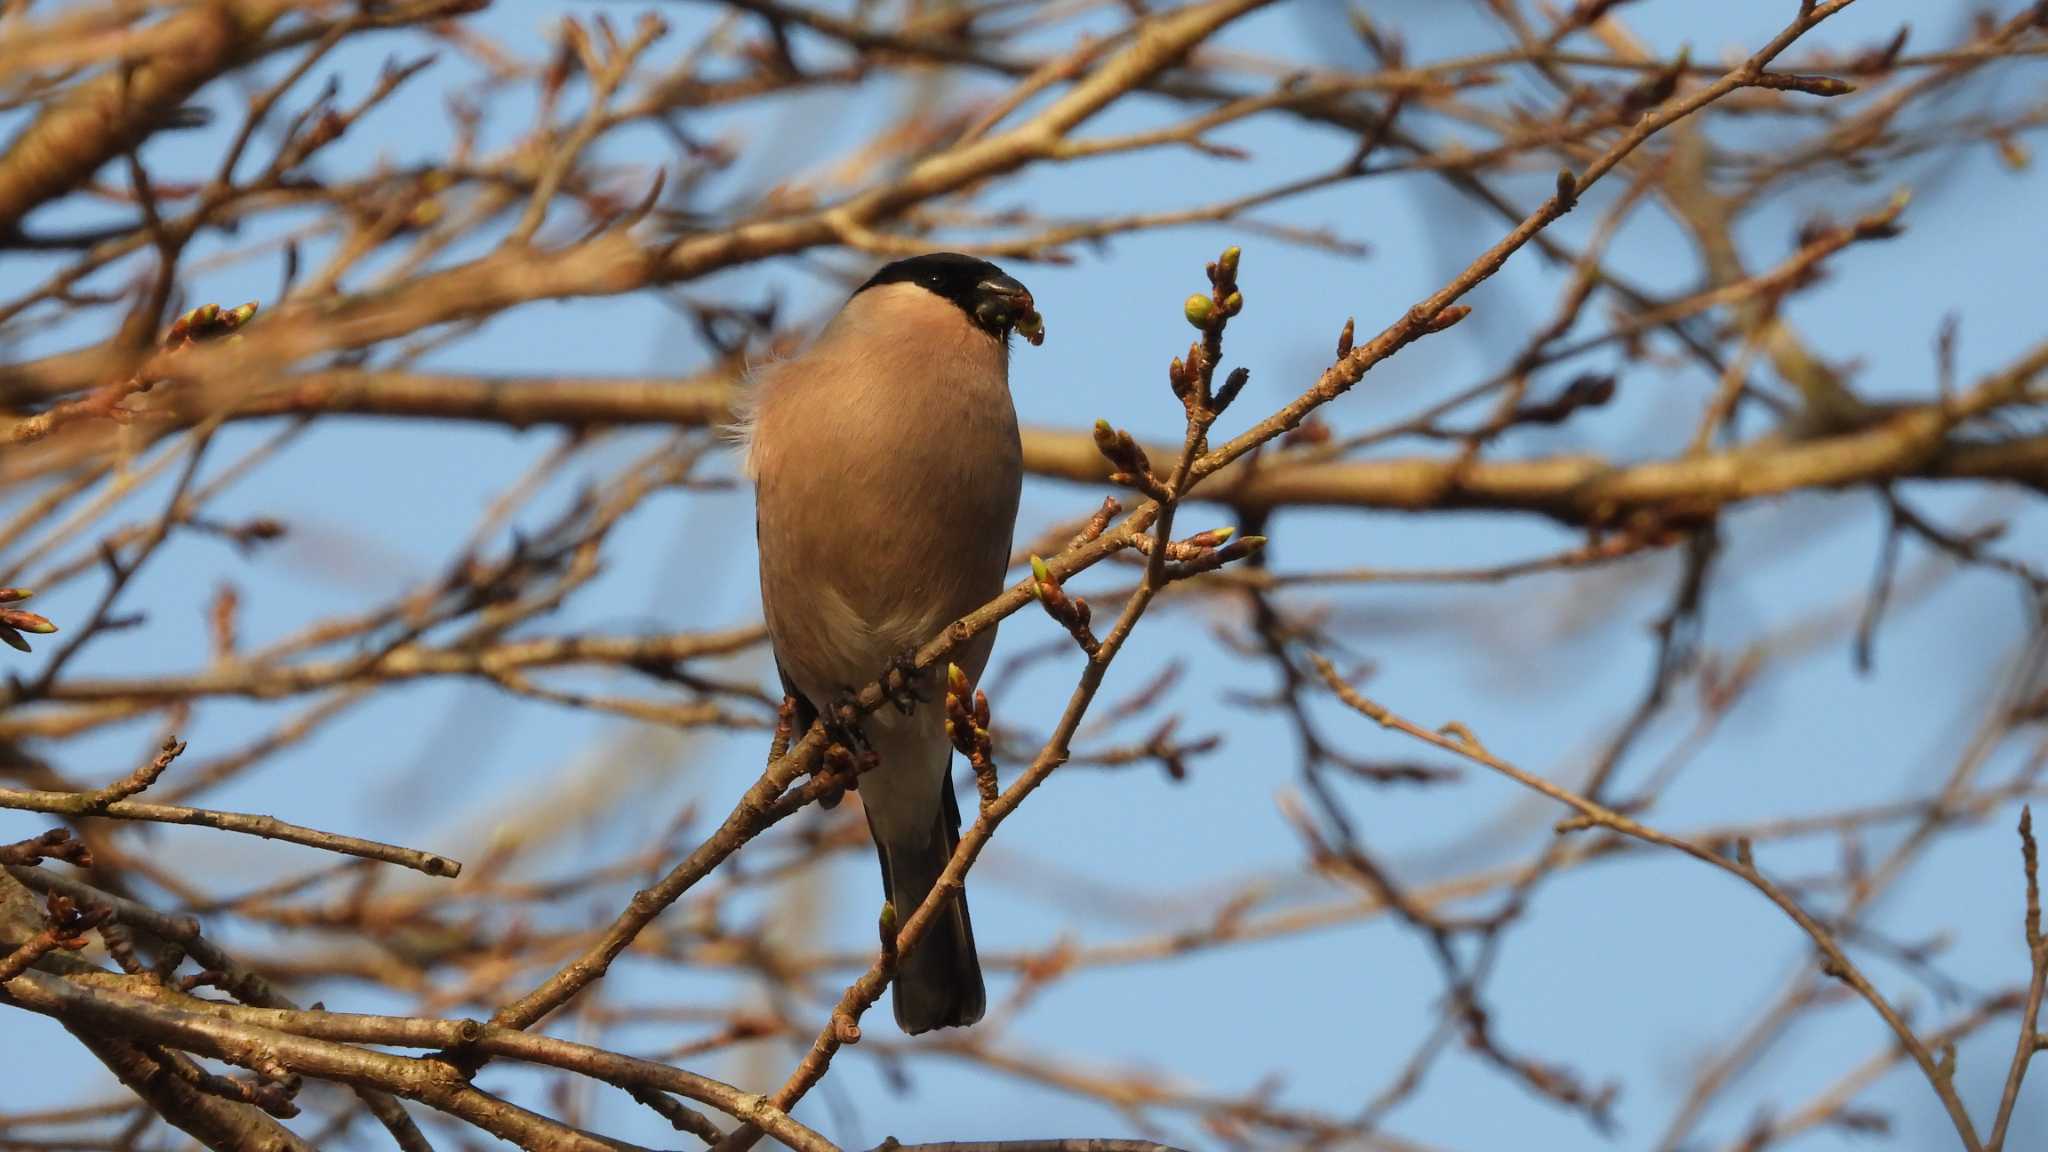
758, 507, 822, 747
777, 658, 818, 740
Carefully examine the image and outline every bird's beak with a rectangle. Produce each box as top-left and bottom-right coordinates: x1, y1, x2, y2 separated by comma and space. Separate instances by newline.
974, 274, 1045, 345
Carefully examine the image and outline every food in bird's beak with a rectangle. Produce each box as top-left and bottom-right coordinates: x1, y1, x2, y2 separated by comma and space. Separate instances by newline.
975, 274, 1045, 345
1013, 306, 1045, 346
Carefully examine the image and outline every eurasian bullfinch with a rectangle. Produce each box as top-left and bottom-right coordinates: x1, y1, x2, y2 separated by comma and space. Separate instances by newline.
744, 253, 1041, 1033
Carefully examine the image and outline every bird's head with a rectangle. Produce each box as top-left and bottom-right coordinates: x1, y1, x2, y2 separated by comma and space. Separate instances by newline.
854, 252, 1045, 346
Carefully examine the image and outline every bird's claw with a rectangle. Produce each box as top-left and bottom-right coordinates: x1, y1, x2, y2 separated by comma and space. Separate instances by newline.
827, 689, 871, 753
883, 647, 927, 716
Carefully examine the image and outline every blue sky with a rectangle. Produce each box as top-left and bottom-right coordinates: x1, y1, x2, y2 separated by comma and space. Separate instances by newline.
3, 2, 2045, 1149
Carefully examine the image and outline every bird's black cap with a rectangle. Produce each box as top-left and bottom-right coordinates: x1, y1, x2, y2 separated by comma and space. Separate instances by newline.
856, 252, 1040, 341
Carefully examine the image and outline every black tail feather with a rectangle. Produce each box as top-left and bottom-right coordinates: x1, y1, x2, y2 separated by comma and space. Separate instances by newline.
874, 782, 985, 1034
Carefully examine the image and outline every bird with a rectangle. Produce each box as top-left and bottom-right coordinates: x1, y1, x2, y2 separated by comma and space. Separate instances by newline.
742, 252, 1041, 1033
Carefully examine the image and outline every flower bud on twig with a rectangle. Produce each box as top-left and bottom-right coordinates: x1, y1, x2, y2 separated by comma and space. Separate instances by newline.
1028, 556, 1101, 657
1093, 420, 1168, 498
944, 663, 1000, 814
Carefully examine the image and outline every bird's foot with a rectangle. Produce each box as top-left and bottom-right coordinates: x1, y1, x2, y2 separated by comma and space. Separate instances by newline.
883, 646, 927, 716
826, 689, 871, 753
817, 743, 864, 807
